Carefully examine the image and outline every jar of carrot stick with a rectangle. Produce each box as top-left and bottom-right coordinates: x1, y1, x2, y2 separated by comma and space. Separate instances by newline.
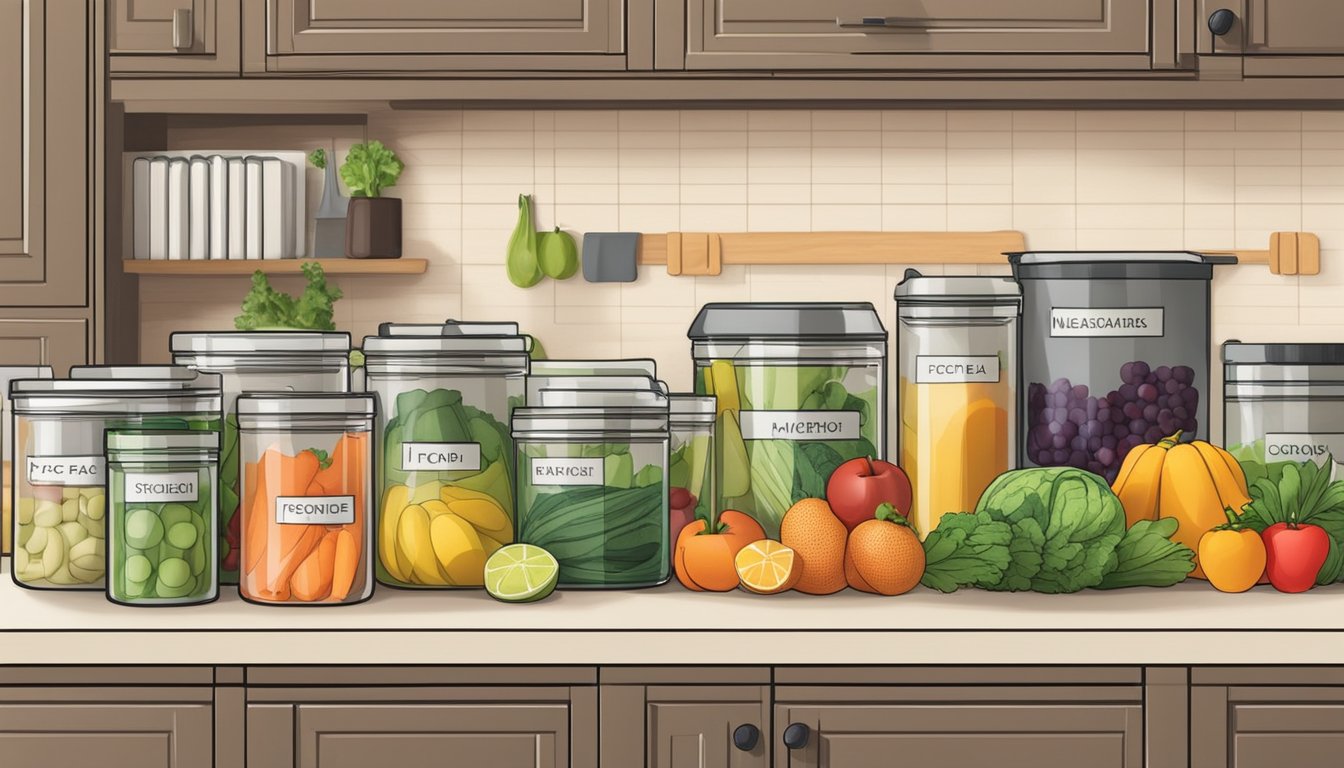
236, 394, 375, 605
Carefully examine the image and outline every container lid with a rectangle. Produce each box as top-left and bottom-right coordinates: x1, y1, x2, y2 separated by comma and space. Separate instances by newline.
364, 321, 529, 355
106, 429, 220, 453
533, 375, 662, 392
1006, 251, 1236, 281
236, 393, 375, 417
529, 359, 657, 377
1, 366, 52, 403
12, 368, 221, 396
378, 320, 520, 337
533, 388, 669, 409
688, 302, 887, 341
1223, 341, 1344, 365
668, 394, 716, 416
170, 331, 351, 355
894, 270, 1022, 304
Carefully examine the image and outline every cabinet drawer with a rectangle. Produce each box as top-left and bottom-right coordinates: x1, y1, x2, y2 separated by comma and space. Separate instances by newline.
0, 698, 211, 767
110, 0, 240, 74
265, 0, 626, 72
687, 0, 1155, 71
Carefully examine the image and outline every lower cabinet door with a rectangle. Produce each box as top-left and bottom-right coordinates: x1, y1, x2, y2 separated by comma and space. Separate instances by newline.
650, 700, 770, 768
775, 702, 1142, 768
0, 702, 212, 766
1191, 669, 1344, 768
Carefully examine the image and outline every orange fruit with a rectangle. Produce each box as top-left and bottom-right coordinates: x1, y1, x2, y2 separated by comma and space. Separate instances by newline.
674, 510, 766, 592
780, 498, 848, 595
844, 510, 925, 596
735, 540, 800, 594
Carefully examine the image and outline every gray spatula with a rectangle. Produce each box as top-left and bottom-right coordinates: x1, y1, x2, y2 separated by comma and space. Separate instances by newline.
313, 157, 348, 258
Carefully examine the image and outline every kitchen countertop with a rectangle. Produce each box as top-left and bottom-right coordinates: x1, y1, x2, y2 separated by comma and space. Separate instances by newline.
3, 557, 1343, 666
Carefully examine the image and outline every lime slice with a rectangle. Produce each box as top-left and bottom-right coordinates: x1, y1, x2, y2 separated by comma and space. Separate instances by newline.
484, 544, 559, 603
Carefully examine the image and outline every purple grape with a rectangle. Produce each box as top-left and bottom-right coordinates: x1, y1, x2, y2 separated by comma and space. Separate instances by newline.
1164, 378, 1180, 394
1060, 421, 1078, 440
1037, 450, 1054, 465
1096, 446, 1116, 466
1054, 449, 1069, 463
1123, 402, 1142, 420
1071, 384, 1089, 401
1101, 435, 1117, 449
1115, 424, 1129, 439
1143, 404, 1159, 422
1131, 361, 1151, 380
1050, 378, 1071, 394
1155, 365, 1172, 382
1086, 398, 1099, 419
1071, 436, 1088, 451
1119, 383, 1138, 401
1143, 426, 1164, 443
1087, 435, 1102, 452
1173, 406, 1189, 420
1087, 461, 1106, 475
1097, 407, 1111, 423
1173, 365, 1194, 384
1129, 419, 1147, 435
1120, 361, 1135, 383
1052, 434, 1068, 450
1168, 391, 1184, 408
1053, 392, 1069, 408
1069, 408, 1087, 426
1138, 383, 1159, 402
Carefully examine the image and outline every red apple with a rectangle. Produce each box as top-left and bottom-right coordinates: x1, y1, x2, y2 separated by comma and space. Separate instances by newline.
826, 457, 913, 532
1262, 522, 1330, 594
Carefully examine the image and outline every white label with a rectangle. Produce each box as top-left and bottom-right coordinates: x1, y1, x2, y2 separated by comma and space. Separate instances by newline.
275, 495, 355, 525
401, 442, 482, 472
26, 455, 105, 486
1264, 433, 1344, 464
125, 471, 199, 503
531, 457, 604, 486
915, 355, 1001, 384
1050, 307, 1164, 338
739, 411, 862, 441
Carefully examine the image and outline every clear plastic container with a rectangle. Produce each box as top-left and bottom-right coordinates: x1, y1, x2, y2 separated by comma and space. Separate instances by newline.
106, 430, 219, 606
363, 322, 528, 589
512, 390, 670, 588
3, 366, 52, 555
689, 302, 888, 538
895, 272, 1020, 538
526, 359, 659, 403
1008, 251, 1235, 482
9, 367, 221, 590
236, 393, 374, 605
668, 395, 715, 548
171, 332, 351, 584
1223, 342, 1344, 485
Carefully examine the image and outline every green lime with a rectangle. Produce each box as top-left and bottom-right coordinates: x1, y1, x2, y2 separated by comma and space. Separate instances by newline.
484, 544, 559, 604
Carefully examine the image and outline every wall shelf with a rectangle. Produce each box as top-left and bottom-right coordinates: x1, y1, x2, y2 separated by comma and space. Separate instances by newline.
122, 259, 428, 276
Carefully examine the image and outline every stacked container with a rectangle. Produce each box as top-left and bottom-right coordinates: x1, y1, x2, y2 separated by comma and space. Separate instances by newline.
688, 302, 888, 538
363, 322, 529, 588
895, 272, 1020, 538
236, 393, 374, 605
8, 367, 221, 589
1223, 342, 1344, 485
668, 394, 716, 545
2, 366, 52, 555
513, 386, 671, 588
171, 332, 351, 583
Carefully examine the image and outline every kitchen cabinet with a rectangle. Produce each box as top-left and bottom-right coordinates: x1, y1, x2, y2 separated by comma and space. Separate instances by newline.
0, 313, 89, 373
109, 0, 241, 74
1192, 667, 1344, 768
0, 0, 92, 307
680, 0, 1169, 72
1201, 1, 1344, 76
263, 0, 628, 73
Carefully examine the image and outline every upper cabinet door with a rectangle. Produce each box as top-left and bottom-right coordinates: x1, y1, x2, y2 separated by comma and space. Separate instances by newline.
1200, 1, 1344, 76
265, 0, 626, 72
109, 0, 241, 74
686, 0, 1157, 71
0, 0, 88, 307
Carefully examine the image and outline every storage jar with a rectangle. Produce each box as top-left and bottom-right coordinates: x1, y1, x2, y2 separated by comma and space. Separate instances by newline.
3, 366, 52, 555
236, 393, 374, 605
106, 430, 219, 606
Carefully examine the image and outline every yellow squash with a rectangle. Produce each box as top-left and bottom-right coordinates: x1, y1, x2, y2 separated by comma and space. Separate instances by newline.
1111, 430, 1251, 579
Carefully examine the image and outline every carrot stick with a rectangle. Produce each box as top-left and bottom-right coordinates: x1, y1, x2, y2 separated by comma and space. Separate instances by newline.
328, 528, 359, 601
290, 531, 337, 602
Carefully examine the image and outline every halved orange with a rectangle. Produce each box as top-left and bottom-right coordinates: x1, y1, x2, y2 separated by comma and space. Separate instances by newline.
735, 539, 800, 595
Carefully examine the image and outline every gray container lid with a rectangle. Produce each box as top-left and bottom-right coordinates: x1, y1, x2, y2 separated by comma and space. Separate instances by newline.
688, 302, 886, 341
377, 320, 520, 337
1223, 341, 1344, 365
530, 359, 657, 377
236, 392, 375, 417
364, 321, 529, 355
894, 269, 1022, 304
1006, 251, 1236, 280
532, 388, 669, 409
15, 367, 221, 395
1, 366, 52, 401
170, 331, 351, 355
106, 429, 220, 453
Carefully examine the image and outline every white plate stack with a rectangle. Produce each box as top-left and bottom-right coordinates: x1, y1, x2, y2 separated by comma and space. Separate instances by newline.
126, 150, 307, 260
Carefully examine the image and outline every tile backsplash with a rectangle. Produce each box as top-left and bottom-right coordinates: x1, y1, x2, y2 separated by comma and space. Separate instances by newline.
140, 109, 1344, 439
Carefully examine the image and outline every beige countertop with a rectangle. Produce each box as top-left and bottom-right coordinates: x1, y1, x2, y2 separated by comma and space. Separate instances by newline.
4, 557, 1343, 666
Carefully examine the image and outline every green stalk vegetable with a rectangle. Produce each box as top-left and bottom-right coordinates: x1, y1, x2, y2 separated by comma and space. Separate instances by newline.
506, 194, 543, 288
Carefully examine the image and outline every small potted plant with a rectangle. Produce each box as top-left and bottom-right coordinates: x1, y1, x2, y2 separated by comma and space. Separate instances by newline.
341, 140, 404, 259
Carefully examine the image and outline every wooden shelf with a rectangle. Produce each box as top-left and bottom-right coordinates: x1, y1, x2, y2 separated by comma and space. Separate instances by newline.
122, 258, 428, 276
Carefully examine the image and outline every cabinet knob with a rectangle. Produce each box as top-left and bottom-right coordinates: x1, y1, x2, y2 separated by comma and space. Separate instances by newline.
782, 722, 811, 750
732, 724, 760, 752
1208, 8, 1236, 36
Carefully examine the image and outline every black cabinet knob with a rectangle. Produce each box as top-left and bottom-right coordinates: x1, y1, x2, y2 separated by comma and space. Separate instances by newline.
1208, 8, 1236, 36
733, 724, 760, 751
782, 722, 811, 750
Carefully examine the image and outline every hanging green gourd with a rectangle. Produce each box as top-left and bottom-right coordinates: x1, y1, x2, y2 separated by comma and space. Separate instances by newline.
538, 227, 579, 280
506, 194, 543, 288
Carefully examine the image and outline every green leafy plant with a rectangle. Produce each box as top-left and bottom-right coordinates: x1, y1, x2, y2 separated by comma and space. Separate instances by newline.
339, 140, 404, 198
1237, 457, 1344, 584
234, 262, 343, 331
308, 148, 327, 169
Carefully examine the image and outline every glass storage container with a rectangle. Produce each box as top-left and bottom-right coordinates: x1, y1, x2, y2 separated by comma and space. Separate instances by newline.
513, 389, 670, 588
9, 367, 221, 590
895, 271, 1020, 538
171, 332, 351, 584
363, 322, 528, 589
668, 395, 716, 548
236, 393, 374, 605
1223, 342, 1344, 485
688, 302, 888, 538
526, 359, 658, 403
1008, 251, 1235, 482
106, 430, 219, 606
3, 366, 52, 555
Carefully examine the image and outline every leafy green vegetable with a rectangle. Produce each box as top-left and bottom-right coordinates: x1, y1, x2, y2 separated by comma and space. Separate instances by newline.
383, 387, 515, 510
308, 148, 327, 169
1238, 456, 1344, 584
1095, 518, 1195, 589
339, 140, 404, 198
304, 448, 333, 471
519, 482, 666, 586
233, 262, 343, 331
920, 510, 1012, 593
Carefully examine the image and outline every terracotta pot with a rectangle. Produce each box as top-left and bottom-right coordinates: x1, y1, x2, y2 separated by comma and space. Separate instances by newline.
345, 197, 402, 259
